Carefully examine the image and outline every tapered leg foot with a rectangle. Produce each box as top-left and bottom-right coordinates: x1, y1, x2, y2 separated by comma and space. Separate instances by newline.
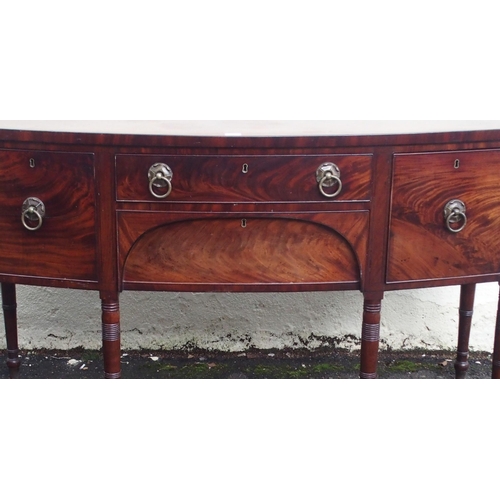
454, 283, 476, 379
492, 285, 500, 379
2, 283, 21, 378
101, 297, 121, 379
360, 298, 382, 379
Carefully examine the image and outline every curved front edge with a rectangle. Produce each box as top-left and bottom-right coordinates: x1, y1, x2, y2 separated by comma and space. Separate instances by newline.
118, 215, 368, 292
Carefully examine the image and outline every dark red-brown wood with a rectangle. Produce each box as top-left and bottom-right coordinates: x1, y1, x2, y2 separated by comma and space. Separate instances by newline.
455, 283, 476, 379
123, 218, 359, 286
101, 296, 121, 379
493, 285, 500, 379
360, 297, 382, 379
117, 211, 370, 292
115, 154, 372, 203
0, 149, 97, 282
388, 150, 500, 284
1, 283, 20, 378
2, 125, 500, 379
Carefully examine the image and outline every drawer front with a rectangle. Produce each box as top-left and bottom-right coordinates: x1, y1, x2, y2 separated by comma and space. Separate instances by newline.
0, 149, 97, 282
115, 154, 372, 203
118, 211, 369, 292
387, 149, 500, 283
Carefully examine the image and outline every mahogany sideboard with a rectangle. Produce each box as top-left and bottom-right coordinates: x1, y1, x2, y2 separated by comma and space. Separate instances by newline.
2, 121, 500, 379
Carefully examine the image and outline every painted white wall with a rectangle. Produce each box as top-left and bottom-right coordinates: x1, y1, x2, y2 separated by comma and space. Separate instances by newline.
0, 283, 498, 353
1, 121, 499, 354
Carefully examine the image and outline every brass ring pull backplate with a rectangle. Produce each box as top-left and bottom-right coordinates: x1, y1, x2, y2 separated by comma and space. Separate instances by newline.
444, 199, 467, 233
316, 163, 342, 198
148, 163, 173, 199
21, 197, 45, 231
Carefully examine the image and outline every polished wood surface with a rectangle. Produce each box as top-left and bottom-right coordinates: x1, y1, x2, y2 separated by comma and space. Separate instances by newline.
493, 289, 500, 379
123, 218, 360, 288
388, 150, 500, 284
118, 211, 369, 292
455, 284, 476, 379
1, 283, 20, 378
360, 299, 382, 379
116, 154, 372, 203
2, 124, 500, 378
0, 149, 97, 283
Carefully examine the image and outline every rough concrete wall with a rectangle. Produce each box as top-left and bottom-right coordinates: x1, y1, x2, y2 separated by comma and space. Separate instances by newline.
0, 283, 497, 353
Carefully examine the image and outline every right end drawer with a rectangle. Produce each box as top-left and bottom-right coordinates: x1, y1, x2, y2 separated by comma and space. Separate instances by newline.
387, 149, 500, 284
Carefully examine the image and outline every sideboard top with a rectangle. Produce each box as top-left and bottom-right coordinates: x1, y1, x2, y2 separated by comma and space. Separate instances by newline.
2, 120, 500, 137
2, 120, 500, 149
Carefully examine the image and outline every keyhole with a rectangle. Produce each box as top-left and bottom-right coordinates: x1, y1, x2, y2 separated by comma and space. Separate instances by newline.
241, 219, 247, 228
454, 159, 460, 169
242, 163, 249, 174
29, 158, 36, 168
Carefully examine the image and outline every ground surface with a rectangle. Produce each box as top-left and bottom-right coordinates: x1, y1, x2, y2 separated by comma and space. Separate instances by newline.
0, 348, 494, 379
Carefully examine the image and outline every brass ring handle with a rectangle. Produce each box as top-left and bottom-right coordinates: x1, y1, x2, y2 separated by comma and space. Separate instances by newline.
316, 163, 343, 199
444, 199, 467, 233
148, 163, 173, 199
149, 173, 172, 199
21, 197, 45, 231
318, 172, 343, 198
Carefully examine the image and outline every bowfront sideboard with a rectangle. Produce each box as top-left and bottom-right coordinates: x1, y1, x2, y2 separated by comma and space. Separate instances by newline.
2, 121, 500, 378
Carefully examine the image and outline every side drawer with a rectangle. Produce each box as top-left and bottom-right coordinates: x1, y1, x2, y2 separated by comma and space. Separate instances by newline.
0, 149, 97, 282
115, 154, 372, 203
387, 149, 500, 284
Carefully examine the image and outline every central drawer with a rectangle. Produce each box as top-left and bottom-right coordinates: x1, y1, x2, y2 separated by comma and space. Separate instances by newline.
115, 154, 372, 203
118, 211, 369, 292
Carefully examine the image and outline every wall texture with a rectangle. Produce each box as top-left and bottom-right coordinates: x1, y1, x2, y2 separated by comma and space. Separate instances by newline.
0, 283, 497, 353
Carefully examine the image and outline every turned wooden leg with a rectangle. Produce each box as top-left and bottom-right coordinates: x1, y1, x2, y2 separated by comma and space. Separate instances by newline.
101, 296, 121, 379
492, 285, 500, 379
360, 297, 382, 379
1, 283, 21, 378
454, 283, 476, 379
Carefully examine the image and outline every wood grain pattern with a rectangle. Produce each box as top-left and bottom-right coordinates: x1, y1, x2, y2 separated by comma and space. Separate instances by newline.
0, 149, 97, 282
117, 210, 369, 291
3, 125, 500, 378
388, 149, 500, 283
115, 154, 372, 203
122, 217, 360, 290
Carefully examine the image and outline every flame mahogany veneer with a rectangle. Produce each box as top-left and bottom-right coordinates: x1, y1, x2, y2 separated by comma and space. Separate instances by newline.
2, 126, 500, 378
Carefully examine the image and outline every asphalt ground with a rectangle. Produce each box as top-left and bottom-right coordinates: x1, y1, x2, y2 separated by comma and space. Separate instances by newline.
3, 350, 496, 500
0, 347, 494, 379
